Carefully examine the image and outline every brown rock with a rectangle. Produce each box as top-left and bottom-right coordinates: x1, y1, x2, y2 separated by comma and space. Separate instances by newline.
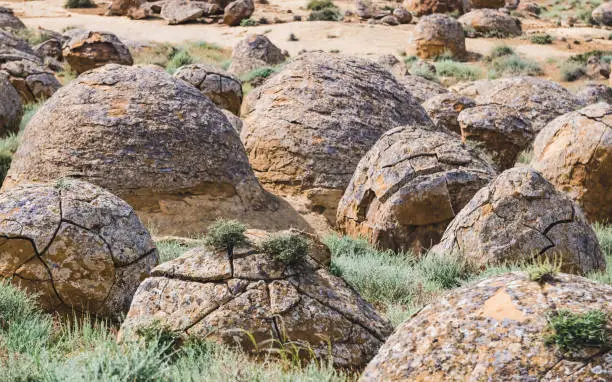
458, 103, 533, 170
0, 6, 25, 31
422, 92, 476, 134
398, 74, 448, 103
119, 239, 392, 368
432, 167, 605, 274
469, 0, 505, 8
174, 63, 243, 115
0, 179, 159, 317
458, 9, 522, 37
63, 31, 133, 74
0, 72, 22, 137
362, 272, 611, 381
592, 2, 612, 26
227, 34, 285, 76
223, 0, 254, 26
403, 0, 467, 17
107, 0, 145, 16
33, 39, 63, 61
337, 124, 496, 253
160, 0, 211, 24
241, 52, 432, 223
531, 102, 612, 223
415, 14, 466, 59
586, 56, 610, 80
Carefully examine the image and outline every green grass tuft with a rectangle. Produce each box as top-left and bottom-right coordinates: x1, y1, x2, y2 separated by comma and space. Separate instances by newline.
487, 54, 543, 78
559, 61, 586, 82
434, 59, 482, 81
165, 50, 194, 74
306, 0, 336, 11
587, 223, 612, 284
526, 256, 562, 283
487, 44, 516, 60
544, 310, 608, 353
531, 34, 553, 45
260, 233, 310, 264
240, 18, 259, 27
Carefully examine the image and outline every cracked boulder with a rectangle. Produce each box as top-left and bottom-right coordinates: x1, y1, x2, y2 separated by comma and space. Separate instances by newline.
458, 9, 522, 38
415, 14, 466, 59
241, 52, 433, 224
432, 167, 605, 274
398, 75, 448, 104
336, 125, 496, 253
0, 72, 22, 137
458, 103, 534, 170
531, 102, 612, 223
3, 64, 309, 235
474, 76, 581, 132
0, 179, 159, 317
118, 238, 392, 368
174, 64, 243, 115
63, 31, 133, 74
362, 272, 611, 381
422, 92, 476, 134
227, 34, 286, 76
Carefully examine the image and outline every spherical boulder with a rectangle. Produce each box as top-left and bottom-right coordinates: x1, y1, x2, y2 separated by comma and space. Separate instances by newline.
531, 102, 612, 223
432, 167, 605, 274
63, 31, 134, 74
592, 2, 612, 26
415, 14, 466, 59
458, 103, 534, 170
398, 74, 448, 103
227, 34, 285, 76
119, 236, 392, 368
241, 52, 432, 223
362, 272, 611, 381
223, 0, 254, 26
422, 92, 476, 134
458, 9, 522, 38
403, 0, 467, 17
0, 72, 22, 137
0, 6, 25, 30
337, 124, 496, 253
174, 63, 243, 115
107, 0, 145, 16
575, 83, 612, 106
3, 64, 305, 235
0, 179, 159, 317
474, 76, 581, 132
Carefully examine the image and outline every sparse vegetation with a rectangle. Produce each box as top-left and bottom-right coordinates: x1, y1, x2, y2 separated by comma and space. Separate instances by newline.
559, 61, 587, 81
544, 309, 608, 353
240, 18, 259, 27
434, 59, 482, 82
14, 28, 55, 46
131, 41, 231, 74
306, 0, 335, 11
531, 34, 553, 45
526, 257, 561, 282
487, 54, 543, 79
204, 219, 248, 252
487, 44, 516, 60
307, 0, 341, 21
64, 0, 95, 8
260, 233, 310, 264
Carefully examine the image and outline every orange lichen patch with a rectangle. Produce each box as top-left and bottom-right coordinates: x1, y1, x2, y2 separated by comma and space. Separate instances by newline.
108, 99, 129, 117
481, 287, 528, 322
0, 238, 37, 276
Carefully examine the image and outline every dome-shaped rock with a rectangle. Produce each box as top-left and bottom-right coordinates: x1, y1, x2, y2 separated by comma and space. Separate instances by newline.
227, 34, 285, 76
402, 0, 467, 17
398, 74, 448, 103
592, 2, 612, 26
0, 179, 159, 317
575, 83, 612, 106
0, 6, 25, 30
458, 9, 522, 38
415, 14, 466, 59
432, 167, 605, 274
337, 124, 496, 253
63, 31, 133, 74
422, 92, 476, 134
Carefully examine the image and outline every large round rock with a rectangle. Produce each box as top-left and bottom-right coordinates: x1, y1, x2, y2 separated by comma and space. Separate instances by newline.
227, 34, 285, 76
0, 72, 22, 137
0, 179, 159, 317
403, 0, 467, 16
531, 102, 612, 223
119, 238, 392, 368
3, 64, 301, 235
415, 14, 466, 59
432, 167, 605, 274
63, 31, 133, 74
337, 125, 496, 253
363, 272, 611, 381
592, 2, 612, 26
241, 52, 432, 222
458, 9, 522, 38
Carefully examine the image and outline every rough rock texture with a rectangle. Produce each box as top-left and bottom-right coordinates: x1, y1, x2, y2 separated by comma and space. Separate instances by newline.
63, 31, 134, 74
0, 179, 159, 317
458, 104, 533, 170
227, 34, 285, 76
223, 0, 254, 26
375, 54, 407, 77
469, 0, 505, 8
34, 39, 63, 61
0, 7, 24, 31
505, 0, 519, 10
449, 78, 492, 97
381, 15, 399, 26
3, 64, 307, 235
474, 76, 581, 132
221, 109, 243, 133
592, 2, 612, 26
422, 92, 476, 134
403, 0, 467, 16
355, 0, 374, 18
575, 83, 612, 106
393, 7, 412, 24
458, 9, 522, 37
415, 14, 466, 59
586, 56, 610, 80
363, 272, 611, 381
119, 240, 392, 368
160, 0, 210, 24
174, 64, 243, 115
107, 0, 145, 15
531, 102, 612, 223
432, 168, 605, 274
398, 75, 448, 103
0, 72, 22, 137
241, 52, 432, 223
337, 125, 496, 253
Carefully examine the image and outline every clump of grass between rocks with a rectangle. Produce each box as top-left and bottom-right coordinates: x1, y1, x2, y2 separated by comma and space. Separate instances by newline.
526, 256, 562, 283
487, 54, 543, 78
260, 233, 309, 265
204, 219, 248, 253
544, 310, 609, 353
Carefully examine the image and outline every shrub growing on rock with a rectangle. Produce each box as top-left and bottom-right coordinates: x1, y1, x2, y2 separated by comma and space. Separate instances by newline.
260, 233, 309, 265
204, 219, 248, 253
544, 310, 608, 353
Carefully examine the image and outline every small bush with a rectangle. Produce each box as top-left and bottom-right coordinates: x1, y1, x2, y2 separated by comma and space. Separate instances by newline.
526, 256, 561, 282
487, 44, 516, 60
488, 54, 543, 78
306, 0, 335, 11
165, 50, 193, 74
240, 18, 259, 27
308, 8, 342, 21
260, 233, 309, 264
204, 219, 248, 252
240, 66, 278, 83
434, 59, 482, 81
559, 61, 587, 82
531, 34, 553, 45
544, 310, 608, 352
64, 0, 95, 8
409, 64, 438, 81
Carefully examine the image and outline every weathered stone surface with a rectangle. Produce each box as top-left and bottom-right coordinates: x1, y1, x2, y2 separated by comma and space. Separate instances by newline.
531, 102, 612, 223
223, 0, 254, 26
469, 0, 505, 8
160, 0, 211, 24
34, 39, 63, 61
0, 179, 159, 317
592, 2, 612, 26
449, 78, 492, 97
415, 14, 466, 59
227, 34, 285, 76
0, 6, 25, 30
403, 0, 467, 16
337, 124, 495, 253
107, 0, 145, 15
398, 75, 448, 103
0, 72, 22, 137
63, 31, 133, 74
375, 54, 407, 78
458, 103, 533, 170
221, 108, 243, 132
575, 83, 612, 105
380, 15, 399, 26
0, 58, 61, 103
432, 168, 605, 273
119, 239, 392, 368
355, 0, 374, 18
3, 64, 307, 235
422, 92, 475, 134
174, 63, 242, 115
474, 76, 581, 132
363, 272, 611, 381
393, 7, 412, 24
241, 52, 432, 223
586, 56, 610, 80
505, 0, 519, 10
458, 9, 522, 37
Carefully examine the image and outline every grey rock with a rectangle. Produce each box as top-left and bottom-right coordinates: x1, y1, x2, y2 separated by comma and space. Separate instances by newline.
227, 34, 285, 76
